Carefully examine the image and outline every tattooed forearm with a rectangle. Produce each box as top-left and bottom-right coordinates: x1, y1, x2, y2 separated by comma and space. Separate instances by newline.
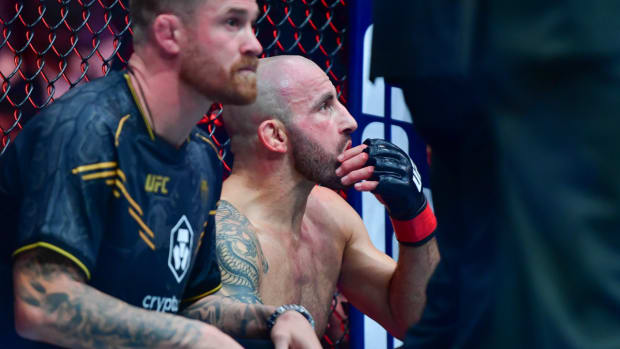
183, 294, 275, 338
13, 248, 207, 349
182, 200, 274, 338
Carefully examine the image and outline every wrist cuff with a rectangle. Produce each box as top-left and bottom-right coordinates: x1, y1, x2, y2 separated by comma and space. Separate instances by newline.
390, 202, 437, 245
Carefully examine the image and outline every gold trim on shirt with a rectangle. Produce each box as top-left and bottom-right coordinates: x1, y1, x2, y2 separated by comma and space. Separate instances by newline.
13, 242, 91, 280
182, 283, 223, 303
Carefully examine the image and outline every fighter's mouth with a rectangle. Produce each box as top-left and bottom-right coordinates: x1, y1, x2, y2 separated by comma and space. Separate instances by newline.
344, 139, 352, 151
237, 65, 257, 73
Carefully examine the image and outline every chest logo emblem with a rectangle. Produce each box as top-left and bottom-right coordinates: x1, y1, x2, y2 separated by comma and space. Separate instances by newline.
168, 215, 194, 283
146, 174, 170, 194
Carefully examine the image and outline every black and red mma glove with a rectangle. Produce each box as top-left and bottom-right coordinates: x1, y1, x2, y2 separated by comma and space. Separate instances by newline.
363, 138, 437, 246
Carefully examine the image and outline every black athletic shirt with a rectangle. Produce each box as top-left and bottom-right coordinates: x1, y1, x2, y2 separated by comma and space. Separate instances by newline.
0, 70, 222, 346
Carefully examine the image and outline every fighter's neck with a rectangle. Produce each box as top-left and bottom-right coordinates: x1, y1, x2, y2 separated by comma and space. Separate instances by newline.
127, 54, 213, 148
221, 171, 315, 237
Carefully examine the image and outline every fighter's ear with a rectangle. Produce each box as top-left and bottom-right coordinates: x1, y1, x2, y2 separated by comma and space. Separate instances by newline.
258, 119, 288, 153
151, 13, 184, 56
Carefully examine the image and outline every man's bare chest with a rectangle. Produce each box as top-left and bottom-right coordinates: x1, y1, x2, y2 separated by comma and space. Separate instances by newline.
257, 224, 345, 333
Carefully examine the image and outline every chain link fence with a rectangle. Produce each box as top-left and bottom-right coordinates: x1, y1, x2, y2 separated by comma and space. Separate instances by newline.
0, 1, 130, 153
0, 0, 350, 347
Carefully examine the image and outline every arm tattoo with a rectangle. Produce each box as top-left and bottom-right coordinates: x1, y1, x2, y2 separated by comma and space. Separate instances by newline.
216, 200, 269, 299
14, 248, 204, 349
182, 200, 274, 338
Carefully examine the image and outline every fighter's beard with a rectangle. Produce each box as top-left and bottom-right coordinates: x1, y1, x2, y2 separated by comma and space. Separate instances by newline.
226, 56, 259, 104
180, 45, 258, 105
290, 127, 350, 190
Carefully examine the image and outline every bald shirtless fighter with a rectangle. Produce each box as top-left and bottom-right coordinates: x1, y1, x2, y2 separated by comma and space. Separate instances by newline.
183, 55, 440, 347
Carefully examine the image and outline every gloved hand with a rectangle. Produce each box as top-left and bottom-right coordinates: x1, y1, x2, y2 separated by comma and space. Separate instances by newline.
363, 138, 426, 220
361, 138, 436, 245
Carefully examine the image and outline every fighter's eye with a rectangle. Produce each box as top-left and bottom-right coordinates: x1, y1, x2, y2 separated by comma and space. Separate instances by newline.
226, 18, 240, 27
320, 102, 331, 111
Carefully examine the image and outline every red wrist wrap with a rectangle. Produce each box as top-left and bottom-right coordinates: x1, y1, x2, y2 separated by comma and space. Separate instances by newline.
390, 203, 437, 245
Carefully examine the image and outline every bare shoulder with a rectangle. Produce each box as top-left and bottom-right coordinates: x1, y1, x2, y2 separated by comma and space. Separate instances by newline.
307, 186, 354, 218
216, 199, 248, 224
306, 186, 364, 241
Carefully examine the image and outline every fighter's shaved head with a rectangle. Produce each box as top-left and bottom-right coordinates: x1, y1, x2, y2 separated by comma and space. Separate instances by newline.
223, 55, 320, 152
224, 54, 355, 189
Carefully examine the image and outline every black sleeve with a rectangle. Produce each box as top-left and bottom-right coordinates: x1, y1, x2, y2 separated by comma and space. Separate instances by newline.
11, 103, 116, 280
0, 143, 20, 265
